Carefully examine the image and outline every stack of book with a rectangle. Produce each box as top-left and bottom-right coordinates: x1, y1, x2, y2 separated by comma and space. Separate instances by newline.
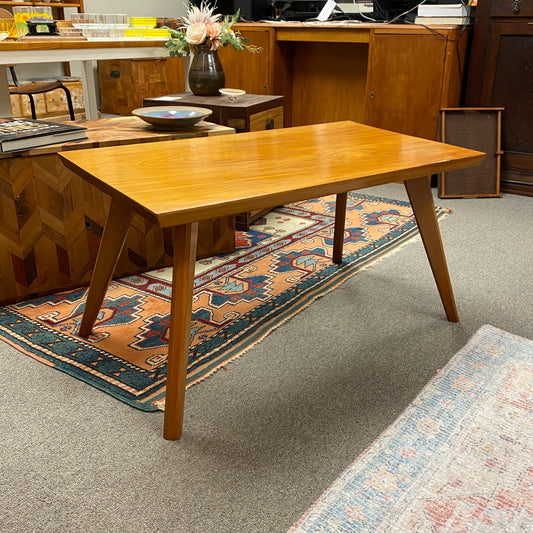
414, 3, 475, 25
0, 118, 87, 153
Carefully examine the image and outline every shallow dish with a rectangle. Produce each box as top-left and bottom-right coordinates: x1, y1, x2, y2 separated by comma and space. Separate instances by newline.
132, 106, 213, 130
219, 88, 246, 102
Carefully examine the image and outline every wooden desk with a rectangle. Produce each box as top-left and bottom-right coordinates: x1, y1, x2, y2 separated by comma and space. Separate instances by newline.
0, 39, 169, 119
218, 23, 469, 140
59, 121, 484, 440
0, 116, 234, 304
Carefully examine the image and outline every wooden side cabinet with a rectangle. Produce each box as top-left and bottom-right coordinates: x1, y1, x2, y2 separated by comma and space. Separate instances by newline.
218, 26, 273, 95
465, 0, 533, 195
143, 92, 284, 133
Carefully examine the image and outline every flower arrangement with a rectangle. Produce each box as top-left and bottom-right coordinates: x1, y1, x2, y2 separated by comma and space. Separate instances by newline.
165, 2, 261, 57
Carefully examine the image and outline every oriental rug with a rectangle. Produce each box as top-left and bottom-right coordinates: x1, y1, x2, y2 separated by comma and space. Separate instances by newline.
289, 325, 533, 533
0, 193, 449, 411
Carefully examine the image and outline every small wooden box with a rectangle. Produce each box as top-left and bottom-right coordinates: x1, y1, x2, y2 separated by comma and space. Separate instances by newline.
143, 92, 285, 133
438, 108, 503, 198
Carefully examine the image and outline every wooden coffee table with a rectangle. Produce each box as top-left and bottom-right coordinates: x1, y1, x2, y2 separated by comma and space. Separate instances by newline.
59, 121, 484, 440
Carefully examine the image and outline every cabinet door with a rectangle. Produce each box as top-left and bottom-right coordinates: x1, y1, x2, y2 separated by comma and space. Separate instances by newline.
482, 23, 533, 185
218, 28, 271, 94
366, 31, 452, 140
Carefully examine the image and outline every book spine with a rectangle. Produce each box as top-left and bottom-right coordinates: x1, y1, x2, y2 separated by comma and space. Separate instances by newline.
417, 5, 469, 17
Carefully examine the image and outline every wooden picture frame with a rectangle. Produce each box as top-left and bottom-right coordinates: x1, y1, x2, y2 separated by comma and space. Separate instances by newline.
438, 107, 504, 198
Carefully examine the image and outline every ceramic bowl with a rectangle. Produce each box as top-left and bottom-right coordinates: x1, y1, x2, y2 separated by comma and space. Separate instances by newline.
219, 88, 246, 102
132, 106, 213, 130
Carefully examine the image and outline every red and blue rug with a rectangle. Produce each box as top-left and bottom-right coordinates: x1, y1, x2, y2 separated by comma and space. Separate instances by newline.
289, 325, 533, 532
0, 193, 449, 411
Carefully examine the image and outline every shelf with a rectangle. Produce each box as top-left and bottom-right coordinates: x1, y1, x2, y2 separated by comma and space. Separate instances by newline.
0, 3, 83, 7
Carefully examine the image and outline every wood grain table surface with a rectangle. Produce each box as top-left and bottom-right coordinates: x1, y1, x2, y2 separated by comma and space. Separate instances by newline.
59, 120, 485, 440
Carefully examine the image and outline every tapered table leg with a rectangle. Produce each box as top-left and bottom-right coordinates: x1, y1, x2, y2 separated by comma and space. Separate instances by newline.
332, 192, 347, 264
404, 176, 459, 322
78, 198, 134, 337
163, 222, 199, 440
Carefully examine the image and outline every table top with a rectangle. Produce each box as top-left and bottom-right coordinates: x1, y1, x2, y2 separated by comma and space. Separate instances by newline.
0, 39, 168, 64
1, 116, 234, 158
59, 121, 485, 228
0, 39, 167, 52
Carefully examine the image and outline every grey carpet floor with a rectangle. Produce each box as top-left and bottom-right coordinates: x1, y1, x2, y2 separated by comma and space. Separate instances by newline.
1, 183, 531, 533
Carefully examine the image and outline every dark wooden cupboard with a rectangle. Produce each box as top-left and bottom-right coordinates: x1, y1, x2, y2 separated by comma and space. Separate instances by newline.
465, 0, 533, 195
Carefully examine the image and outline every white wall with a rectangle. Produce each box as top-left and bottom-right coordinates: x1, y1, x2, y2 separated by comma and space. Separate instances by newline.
84, 0, 184, 17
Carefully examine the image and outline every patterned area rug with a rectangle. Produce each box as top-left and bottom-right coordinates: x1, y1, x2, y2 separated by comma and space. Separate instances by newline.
0, 193, 448, 411
289, 325, 533, 532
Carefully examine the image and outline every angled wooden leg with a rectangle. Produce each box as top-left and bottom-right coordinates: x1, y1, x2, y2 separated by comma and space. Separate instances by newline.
404, 176, 459, 322
163, 222, 199, 440
78, 198, 133, 337
332, 192, 347, 264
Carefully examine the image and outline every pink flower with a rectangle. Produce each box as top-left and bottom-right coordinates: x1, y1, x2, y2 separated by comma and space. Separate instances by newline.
185, 3, 220, 25
206, 23, 221, 50
185, 22, 207, 45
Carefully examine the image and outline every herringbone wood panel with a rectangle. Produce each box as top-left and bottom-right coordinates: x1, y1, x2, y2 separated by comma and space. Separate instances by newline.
0, 117, 236, 304
0, 157, 234, 304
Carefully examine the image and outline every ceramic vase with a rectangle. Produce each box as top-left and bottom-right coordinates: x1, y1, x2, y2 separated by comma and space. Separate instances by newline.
188, 45, 225, 96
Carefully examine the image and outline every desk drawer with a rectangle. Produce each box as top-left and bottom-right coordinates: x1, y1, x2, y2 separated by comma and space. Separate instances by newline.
228, 106, 284, 132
